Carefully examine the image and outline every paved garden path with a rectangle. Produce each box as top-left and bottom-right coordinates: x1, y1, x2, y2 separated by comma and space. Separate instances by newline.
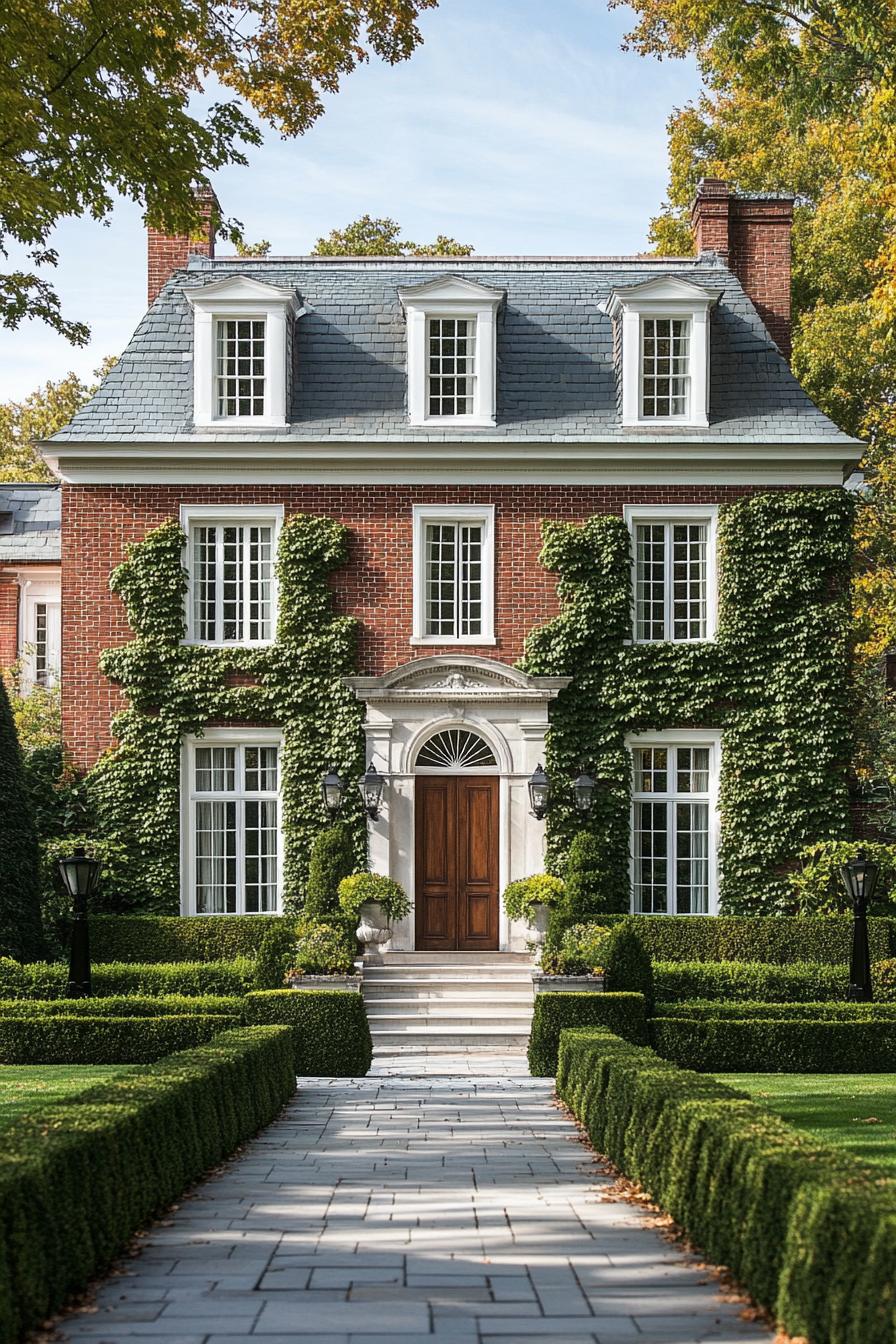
55, 1054, 776, 1344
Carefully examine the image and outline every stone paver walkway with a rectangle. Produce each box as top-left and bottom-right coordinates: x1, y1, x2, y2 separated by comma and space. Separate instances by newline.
55, 1054, 776, 1344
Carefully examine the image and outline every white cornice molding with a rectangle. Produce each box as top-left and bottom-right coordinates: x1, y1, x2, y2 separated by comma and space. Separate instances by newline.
41, 436, 860, 486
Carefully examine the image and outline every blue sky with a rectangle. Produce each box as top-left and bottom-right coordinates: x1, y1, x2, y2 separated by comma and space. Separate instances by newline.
0, 0, 700, 399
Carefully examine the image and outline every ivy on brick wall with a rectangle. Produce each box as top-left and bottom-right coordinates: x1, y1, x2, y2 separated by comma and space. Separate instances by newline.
85, 516, 365, 914
520, 490, 855, 915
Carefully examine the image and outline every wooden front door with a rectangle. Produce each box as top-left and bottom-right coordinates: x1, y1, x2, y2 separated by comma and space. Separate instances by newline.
415, 775, 499, 951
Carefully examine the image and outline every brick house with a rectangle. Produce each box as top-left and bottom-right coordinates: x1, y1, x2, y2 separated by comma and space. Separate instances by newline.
43, 179, 862, 948
0, 484, 61, 688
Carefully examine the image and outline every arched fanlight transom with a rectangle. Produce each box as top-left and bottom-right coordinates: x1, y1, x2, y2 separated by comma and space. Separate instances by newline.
415, 729, 497, 770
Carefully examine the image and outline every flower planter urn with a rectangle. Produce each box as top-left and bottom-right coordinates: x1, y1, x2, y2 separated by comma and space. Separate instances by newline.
527, 901, 551, 963
355, 900, 392, 963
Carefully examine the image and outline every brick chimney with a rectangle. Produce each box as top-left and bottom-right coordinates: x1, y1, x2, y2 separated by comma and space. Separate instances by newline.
691, 178, 794, 360
147, 184, 219, 306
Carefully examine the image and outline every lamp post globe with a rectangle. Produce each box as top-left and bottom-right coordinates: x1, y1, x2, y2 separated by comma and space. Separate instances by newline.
839, 848, 879, 1002
59, 846, 100, 999
528, 764, 552, 821
321, 767, 345, 819
358, 763, 385, 820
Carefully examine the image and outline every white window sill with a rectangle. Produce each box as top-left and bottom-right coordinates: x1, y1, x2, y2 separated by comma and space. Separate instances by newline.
630, 635, 717, 646
409, 635, 497, 646
181, 639, 276, 649
193, 417, 287, 430
623, 415, 710, 430
409, 416, 497, 430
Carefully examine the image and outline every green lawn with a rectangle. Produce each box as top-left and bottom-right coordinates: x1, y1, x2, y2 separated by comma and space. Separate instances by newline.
0, 1065, 126, 1132
721, 1073, 896, 1178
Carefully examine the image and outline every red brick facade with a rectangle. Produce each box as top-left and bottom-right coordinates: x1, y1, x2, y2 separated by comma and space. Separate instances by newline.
147, 186, 218, 307
62, 482, 772, 771
691, 179, 794, 360
0, 573, 18, 668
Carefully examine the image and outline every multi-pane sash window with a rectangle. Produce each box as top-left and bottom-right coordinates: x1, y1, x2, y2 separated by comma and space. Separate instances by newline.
191, 743, 279, 914
428, 317, 475, 417
632, 744, 712, 915
424, 521, 483, 637
641, 317, 690, 418
190, 522, 274, 644
215, 318, 266, 418
34, 603, 49, 685
634, 520, 708, 641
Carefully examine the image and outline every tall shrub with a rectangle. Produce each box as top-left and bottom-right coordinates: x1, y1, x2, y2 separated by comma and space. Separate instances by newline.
563, 831, 612, 918
0, 679, 44, 960
603, 920, 654, 1012
254, 921, 297, 990
304, 824, 355, 920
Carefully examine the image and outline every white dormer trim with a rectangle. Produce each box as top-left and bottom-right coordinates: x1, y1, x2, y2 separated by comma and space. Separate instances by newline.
398, 275, 503, 429
605, 277, 722, 430
185, 275, 301, 430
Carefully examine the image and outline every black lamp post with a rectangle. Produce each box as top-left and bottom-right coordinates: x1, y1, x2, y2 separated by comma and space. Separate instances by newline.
59, 846, 100, 999
321, 766, 345, 818
358, 763, 385, 820
573, 769, 596, 814
839, 848, 879, 1002
528, 764, 552, 820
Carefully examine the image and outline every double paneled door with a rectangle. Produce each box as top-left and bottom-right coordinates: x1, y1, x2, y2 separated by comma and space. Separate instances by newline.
415, 775, 499, 950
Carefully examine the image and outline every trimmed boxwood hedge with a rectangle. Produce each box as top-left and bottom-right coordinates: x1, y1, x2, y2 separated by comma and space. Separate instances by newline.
653, 960, 849, 1003
0, 995, 244, 1018
527, 992, 648, 1076
555, 1028, 896, 1343
0, 959, 257, 999
0, 1027, 295, 1344
655, 999, 896, 1021
243, 990, 372, 1076
0, 1014, 240, 1064
547, 914, 896, 964
650, 1017, 896, 1073
87, 915, 295, 963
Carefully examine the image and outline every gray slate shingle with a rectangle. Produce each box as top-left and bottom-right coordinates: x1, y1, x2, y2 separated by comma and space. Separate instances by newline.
49, 255, 856, 445
0, 484, 61, 561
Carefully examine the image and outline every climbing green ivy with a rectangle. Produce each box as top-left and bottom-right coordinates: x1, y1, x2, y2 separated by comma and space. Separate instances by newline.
85, 515, 365, 914
520, 490, 855, 915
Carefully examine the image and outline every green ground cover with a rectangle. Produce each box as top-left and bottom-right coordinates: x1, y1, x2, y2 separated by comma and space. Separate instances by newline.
721, 1073, 896, 1178
0, 1064, 125, 1131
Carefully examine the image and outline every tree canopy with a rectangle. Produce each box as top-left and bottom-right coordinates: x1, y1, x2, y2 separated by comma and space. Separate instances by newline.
620, 0, 896, 663
0, 0, 436, 341
312, 214, 473, 256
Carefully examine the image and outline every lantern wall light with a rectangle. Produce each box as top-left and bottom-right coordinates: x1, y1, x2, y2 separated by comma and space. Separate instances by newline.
573, 768, 596, 814
528, 763, 552, 820
358, 763, 385, 820
321, 766, 345, 818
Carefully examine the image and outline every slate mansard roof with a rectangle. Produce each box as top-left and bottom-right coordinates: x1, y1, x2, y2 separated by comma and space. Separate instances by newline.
0, 484, 61, 562
50, 254, 855, 447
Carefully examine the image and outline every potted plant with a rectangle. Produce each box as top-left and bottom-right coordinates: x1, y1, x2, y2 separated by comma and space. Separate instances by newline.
285, 921, 360, 990
501, 874, 565, 958
338, 872, 412, 961
536, 922, 610, 992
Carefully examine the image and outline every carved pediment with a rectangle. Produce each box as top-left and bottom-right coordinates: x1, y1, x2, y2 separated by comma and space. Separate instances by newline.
346, 656, 569, 704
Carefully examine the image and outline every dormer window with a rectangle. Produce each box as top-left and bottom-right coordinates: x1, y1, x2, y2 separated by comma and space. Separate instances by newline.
606, 277, 722, 429
185, 275, 300, 428
398, 276, 504, 428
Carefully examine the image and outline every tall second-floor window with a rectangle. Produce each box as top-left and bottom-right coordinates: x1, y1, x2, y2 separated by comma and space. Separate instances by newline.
428, 317, 476, 417
215, 318, 266, 418
412, 505, 495, 644
627, 507, 717, 644
182, 506, 282, 646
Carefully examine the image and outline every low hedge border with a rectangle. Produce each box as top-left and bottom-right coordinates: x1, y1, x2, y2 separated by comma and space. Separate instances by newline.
655, 999, 896, 1021
0, 960, 257, 999
555, 1027, 896, 1344
653, 960, 854, 1003
547, 914, 896, 964
243, 990, 372, 1076
0, 1015, 240, 1064
0, 1027, 295, 1344
649, 1017, 896, 1073
527, 992, 648, 1076
0, 995, 244, 1018
86, 915, 295, 964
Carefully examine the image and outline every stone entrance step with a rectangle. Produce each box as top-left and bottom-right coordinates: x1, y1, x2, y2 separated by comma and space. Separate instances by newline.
362, 953, 535, 1055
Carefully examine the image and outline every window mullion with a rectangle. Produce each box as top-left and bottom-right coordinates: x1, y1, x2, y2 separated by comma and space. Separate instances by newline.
235, 746, 245, 915
242, 526, 252, 643
214, 527, 224, 644
664, 523, 673, 641
667, 748, 677, 915
454, 522, 462, 638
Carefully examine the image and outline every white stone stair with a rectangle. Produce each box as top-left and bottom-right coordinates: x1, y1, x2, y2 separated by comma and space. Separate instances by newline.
362, 953, 535, 1054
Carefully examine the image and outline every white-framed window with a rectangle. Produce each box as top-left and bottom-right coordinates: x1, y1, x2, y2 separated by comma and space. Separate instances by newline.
180, 504, 283, 646
624, 505, 718, 643
628, 729, 721, 916
641, 316, 690, 419
184, 275, 300, 428
605, 276, 721, 429
181, 730, 282, 915
215, 317, 266, 418
412, 505, 495, 644
18, 577, 61, 689
398, 276, 503, 428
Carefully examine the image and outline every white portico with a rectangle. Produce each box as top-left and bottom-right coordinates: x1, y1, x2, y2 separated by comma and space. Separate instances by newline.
346, 656, 569, 952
